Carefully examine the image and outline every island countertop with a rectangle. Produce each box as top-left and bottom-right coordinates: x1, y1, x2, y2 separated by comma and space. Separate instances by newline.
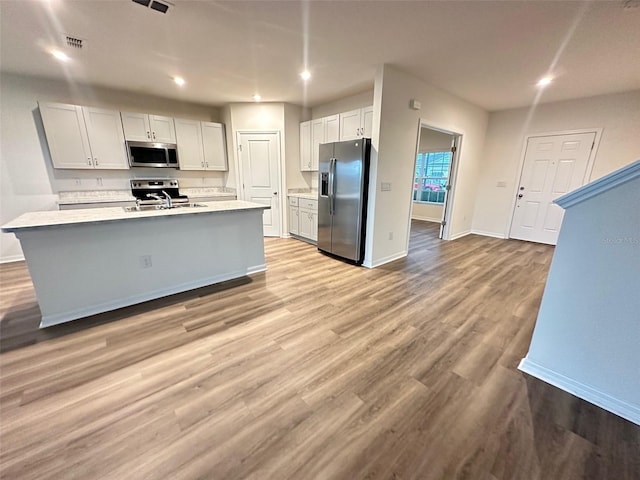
2, 200, 268, 232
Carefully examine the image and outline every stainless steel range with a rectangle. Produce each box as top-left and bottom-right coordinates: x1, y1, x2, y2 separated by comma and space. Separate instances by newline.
130, 179, 189, 208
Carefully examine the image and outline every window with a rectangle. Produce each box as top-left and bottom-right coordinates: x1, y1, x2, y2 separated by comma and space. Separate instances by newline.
414, 151, 451, 204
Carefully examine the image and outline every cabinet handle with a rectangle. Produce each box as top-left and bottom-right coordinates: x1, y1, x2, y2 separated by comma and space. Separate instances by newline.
201, 161, 205, 167
152, 132, 156, 139
94, 158, 99, 166
87, 158, 92, 166
146, 131, 151, 139
206, 162, 209, 168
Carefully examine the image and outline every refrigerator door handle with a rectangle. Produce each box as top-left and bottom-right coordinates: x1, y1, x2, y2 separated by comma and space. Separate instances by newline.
329, 157, 336, 215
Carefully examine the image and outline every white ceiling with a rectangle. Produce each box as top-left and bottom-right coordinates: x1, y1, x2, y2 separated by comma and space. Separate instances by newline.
1, 0, 639, 111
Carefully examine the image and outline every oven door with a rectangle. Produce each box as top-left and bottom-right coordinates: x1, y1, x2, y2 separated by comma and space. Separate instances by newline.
127, 141, 178, 168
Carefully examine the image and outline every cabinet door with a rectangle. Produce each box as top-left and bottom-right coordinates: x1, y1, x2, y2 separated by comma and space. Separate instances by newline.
361, 106, 374, 138
202, 122, 228, 170
39, 102, 93, 169
289, 204, 299, 235
325, 114, 340, 143
298, 207, 313, 239
82, 107, 128, 169
311, 118, 325, 172
150, 115, 176, 143
339, 109, 362, 141
300, 121, 312, 171
174, 118, 204, 170
121, 112, 151, 141
310, 210, 318, 241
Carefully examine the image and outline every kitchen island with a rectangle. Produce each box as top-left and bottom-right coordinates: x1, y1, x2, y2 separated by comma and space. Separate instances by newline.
2, 201, 268, 328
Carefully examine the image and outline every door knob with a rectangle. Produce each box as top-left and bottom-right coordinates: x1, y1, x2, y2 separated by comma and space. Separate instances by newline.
273, 192, 278, 195
519, 186, 525, 190
518, 194, 523, 198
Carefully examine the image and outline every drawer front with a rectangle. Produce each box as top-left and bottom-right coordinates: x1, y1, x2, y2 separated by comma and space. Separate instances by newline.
288, 196, 299, 207
300, 199, 317, 211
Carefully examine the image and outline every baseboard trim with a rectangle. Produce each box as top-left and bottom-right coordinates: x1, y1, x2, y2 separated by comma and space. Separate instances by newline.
470, 229, 507, 239
448, 230, 471, 241
0, 254, 26, 264
411, 215, 441, 223
39, 264, 267, 328
365, 250, 408, 269
518, 357, 640, 426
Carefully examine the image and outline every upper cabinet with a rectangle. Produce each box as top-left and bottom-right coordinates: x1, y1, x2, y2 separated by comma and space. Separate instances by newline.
300, 107, 372, 171
175, 119, 228, 171
339, 106, 374, 141
300, 120, 312, 171
121, 112, 176, 143
310, 114, 339, 171
39, 102, 128, 170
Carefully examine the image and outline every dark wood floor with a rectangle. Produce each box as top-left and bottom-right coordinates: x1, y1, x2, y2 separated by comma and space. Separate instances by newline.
0, 220, 638, 479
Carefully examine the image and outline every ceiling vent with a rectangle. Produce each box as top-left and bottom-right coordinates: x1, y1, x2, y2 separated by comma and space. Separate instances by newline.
65, 36, 84, 49
132, 0, 172, 14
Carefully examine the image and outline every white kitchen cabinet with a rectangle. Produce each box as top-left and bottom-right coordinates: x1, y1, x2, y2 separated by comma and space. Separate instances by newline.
202, 122, 228, 171
311, 114, 339, 171
121, 112, 176, 143
39, 102, 128, 170
298, 198, 318, 241
288, 196, 317, 242
300, 120, 312, 171
339, 106, 374, 140
175, 119, 228, 171
288, 197, 300, 235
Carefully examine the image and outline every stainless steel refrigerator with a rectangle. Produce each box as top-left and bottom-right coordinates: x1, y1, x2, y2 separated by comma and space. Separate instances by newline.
318, 138, 371, 265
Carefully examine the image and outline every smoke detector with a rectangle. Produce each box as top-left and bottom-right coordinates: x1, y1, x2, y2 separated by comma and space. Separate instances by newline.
132, 0, 173, 14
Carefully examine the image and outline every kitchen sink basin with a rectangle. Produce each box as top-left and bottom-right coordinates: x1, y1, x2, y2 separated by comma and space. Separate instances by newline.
123, 203, 207, 212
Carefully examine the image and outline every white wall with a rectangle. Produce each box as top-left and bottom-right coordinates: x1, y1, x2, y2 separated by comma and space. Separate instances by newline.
472, 90, 640, 238
520, 169, 640, 425
0, 73, 221, 263
365, 65, 488, 267
412, 128, 453, 222
311, 90, 374, 119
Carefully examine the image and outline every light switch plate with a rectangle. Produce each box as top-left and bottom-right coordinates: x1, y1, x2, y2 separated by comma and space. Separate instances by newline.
381, 182, 391, 191
496, 181, 507, 188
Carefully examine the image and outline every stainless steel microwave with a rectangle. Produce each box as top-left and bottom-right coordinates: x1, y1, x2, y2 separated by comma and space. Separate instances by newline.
127, 141, 179, 168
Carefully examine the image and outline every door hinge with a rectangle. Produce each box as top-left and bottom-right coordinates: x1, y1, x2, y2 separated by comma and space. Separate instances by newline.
441, 220, 447, 227
238, 144, 243, 152
445, 184, 451, 191
451, 146, 457, 153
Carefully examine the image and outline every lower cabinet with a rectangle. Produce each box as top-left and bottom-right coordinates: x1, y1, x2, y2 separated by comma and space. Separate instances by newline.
288, 196, 317, 243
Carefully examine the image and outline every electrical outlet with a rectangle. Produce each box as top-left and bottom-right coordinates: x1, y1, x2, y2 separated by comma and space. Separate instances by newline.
381, 182, 391, 191
96, 177, 103, 186
139, 255, 152, 269
388, 231, 394, 240
496, 181, 507, 188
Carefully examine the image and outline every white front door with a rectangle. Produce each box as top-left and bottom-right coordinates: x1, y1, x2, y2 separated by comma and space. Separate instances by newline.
238, 132, 281, 237
510, 132, 595, 245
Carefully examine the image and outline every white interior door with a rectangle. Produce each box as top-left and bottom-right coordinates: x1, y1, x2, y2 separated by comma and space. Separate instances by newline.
238, 132, 281, 237
510, 132, 595, 245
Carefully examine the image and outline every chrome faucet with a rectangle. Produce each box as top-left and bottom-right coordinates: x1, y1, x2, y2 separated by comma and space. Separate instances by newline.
161, 190, 172, 208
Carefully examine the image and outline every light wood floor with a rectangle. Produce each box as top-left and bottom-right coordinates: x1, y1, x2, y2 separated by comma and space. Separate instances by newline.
1, 220, 638, 479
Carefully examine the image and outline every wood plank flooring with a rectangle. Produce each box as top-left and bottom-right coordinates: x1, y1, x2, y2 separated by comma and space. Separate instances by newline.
1, 220, 638, 479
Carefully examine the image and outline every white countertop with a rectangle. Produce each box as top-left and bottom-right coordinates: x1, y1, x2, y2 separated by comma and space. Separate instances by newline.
2, 200, 268, 232
288, 192, 318, 200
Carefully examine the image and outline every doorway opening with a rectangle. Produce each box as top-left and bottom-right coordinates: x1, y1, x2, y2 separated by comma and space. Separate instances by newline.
409, 124, 461, 243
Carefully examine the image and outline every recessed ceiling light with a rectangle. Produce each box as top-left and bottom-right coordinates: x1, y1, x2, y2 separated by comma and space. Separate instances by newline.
300, 70, 311, 81
537, 76, 553, 88
253, 94, 262, 102
51, 49, 70, 62
173, 76, 185, 86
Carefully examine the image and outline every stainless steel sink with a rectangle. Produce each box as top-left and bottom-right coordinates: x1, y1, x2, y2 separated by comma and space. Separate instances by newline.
123, 203, 207, 212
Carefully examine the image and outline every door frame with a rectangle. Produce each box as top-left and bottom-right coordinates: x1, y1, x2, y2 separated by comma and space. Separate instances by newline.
235, 130, 286, 237
505, 128, 602, 239
407, 119, 463, 247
